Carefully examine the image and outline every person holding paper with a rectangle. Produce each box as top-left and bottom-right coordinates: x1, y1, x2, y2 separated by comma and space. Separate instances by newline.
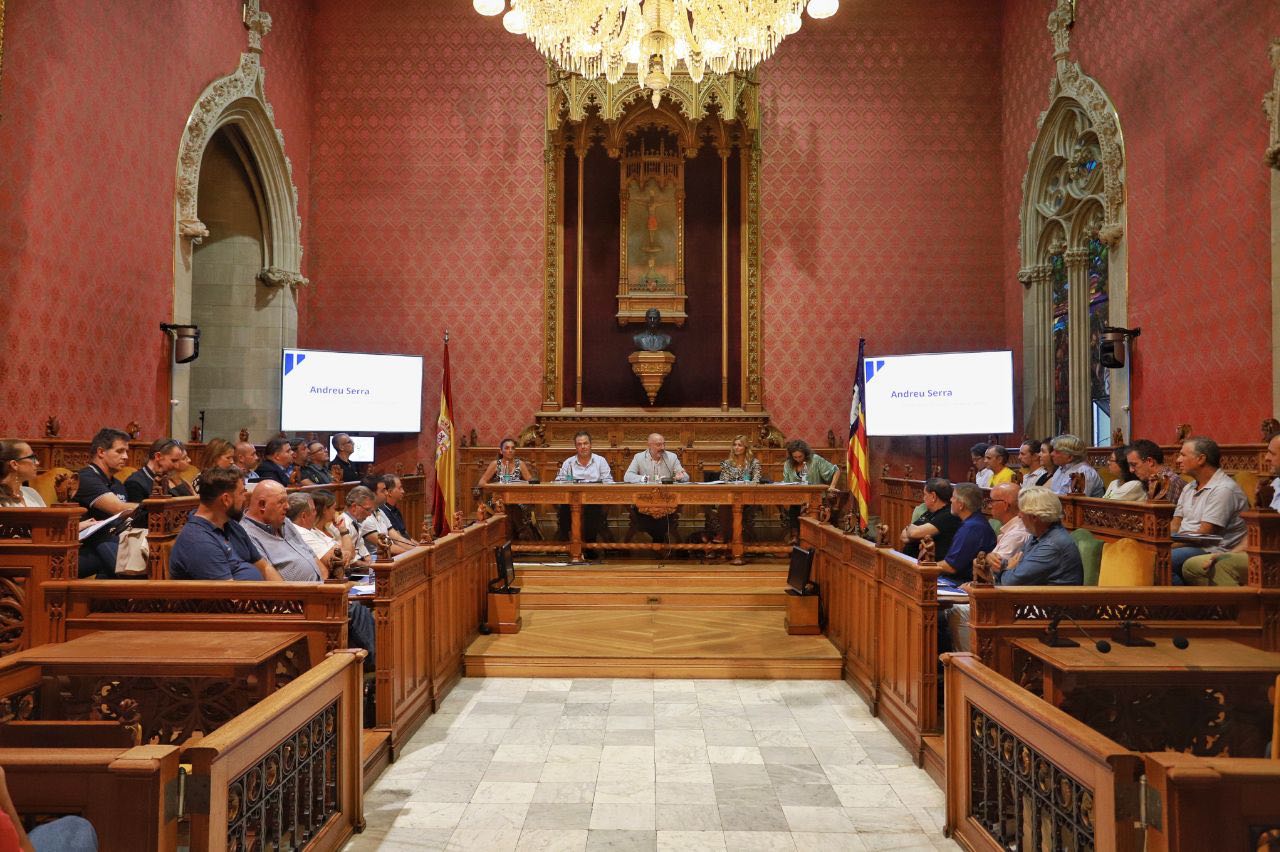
73, 428, 139, 578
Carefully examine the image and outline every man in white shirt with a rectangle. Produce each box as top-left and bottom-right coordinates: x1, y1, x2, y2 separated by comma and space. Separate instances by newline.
1183, 431, 1279, 586
1170, 436, 1249, 584
357, 474, 417, 556
340, 485, 379, 569
555, 431, 613, 553
623, 433, 689, 543
971, 442, 993, 487
1047, 434, 1105, 497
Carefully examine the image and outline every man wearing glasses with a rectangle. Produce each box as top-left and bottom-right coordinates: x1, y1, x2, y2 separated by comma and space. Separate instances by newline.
982, 482, 1031, 575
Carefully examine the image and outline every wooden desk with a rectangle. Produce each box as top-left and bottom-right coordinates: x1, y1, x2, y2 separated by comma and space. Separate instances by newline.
483, 482, 828, 563
14, 630, 308, 743
1011, 637, 1280, 756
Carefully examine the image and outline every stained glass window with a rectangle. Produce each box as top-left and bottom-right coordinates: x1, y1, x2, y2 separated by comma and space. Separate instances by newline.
1087, 235, 1110, 444
1050, 252, 1070, 437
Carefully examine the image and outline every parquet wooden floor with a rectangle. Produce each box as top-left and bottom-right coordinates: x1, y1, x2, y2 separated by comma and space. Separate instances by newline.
465, 609, 842, 679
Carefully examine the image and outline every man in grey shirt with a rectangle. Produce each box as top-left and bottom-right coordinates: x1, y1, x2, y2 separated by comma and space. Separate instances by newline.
1170, 436, 1248, 584
240, 481, 325, 582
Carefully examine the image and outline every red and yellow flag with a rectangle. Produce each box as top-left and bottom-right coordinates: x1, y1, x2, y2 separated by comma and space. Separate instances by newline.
431, 335, 456, 537
847, 338, 871, 531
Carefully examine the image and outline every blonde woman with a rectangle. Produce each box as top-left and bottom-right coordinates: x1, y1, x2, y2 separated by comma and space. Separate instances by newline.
716, 435, 761, 542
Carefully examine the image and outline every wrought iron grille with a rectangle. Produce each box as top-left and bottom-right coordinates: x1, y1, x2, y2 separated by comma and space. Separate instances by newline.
969, 703, 1096, 852
226, 699, 340, 850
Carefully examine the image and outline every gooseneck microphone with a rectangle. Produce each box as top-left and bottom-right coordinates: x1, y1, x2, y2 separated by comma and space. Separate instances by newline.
1041, 614, 1111, 653
1172, 636, 1190, 650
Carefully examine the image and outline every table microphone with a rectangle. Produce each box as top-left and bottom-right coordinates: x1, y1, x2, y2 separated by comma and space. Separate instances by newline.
1042, 614, 1111, 653
1172, 636, 1190, 649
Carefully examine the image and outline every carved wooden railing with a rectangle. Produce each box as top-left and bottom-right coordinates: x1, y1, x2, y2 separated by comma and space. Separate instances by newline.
1140, 752, 1280, 851
182, 649, 366, 852
38, 580, 350, 663
1058, 495, 1175, 583
879, 477, 924, 539
0, 506, 82, 656
800, 516, 941, 765
942, 652, 1144, 852
967, 586, 1280, 681
371, 515, 502, 753
2, 743, 182, 850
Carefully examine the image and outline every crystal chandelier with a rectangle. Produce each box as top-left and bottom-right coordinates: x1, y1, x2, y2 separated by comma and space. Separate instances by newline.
474, 0, 840, 107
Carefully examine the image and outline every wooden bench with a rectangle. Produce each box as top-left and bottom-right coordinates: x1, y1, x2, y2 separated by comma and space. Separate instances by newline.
0, 506, 82, 656
368, 515, 502, 755
37, 580, 350, 663
2, 744, 181, 850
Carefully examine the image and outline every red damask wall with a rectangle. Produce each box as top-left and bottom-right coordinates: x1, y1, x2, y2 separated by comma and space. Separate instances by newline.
1000, 0, 1279, 444
0, 0, 312, 440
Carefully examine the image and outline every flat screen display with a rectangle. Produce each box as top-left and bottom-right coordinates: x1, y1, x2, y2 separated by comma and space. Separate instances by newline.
863, 350, 1014, 437
329, 435, 375, 463
280, 348, 423, 433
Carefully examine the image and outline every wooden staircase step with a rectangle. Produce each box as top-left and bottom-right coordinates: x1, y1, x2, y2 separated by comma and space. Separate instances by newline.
520, 588, 786, 609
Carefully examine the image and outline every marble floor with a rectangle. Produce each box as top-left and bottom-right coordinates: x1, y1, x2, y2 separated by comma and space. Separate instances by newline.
345, 678, 956, 851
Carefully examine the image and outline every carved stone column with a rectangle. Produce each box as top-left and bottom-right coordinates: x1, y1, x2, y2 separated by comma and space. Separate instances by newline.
1064, 246, 1091, 440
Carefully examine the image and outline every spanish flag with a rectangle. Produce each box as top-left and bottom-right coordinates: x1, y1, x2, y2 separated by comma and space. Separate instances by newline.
431, 334, 456, 537
847, 338, 870, 531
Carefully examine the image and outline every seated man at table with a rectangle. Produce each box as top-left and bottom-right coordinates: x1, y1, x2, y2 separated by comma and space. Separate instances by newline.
123, 436, 185, 531
380, 474, 415, 541
555, 431, 614, 551
1047, 434, 1105, 497
623, 432, 689, 543
989, 486, 1084, 586
233, 441, 261, 485
983, 482, 1032, 574
169, 466, 283, 581
1127, 438, 1185, 503
898, 478, 959, 560
298, 440, 333, 485
357, 474, 418, 556
937, 483, 995, 583
339, 485, 380, 569
1171, 436, 1251, 584
983, 445, 1015, 486
255, 437, 295, 485
73, 427, 140, 578
1184, 430, 1280, 586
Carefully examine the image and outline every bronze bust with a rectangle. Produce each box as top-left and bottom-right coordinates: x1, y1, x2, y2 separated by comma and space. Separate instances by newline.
632, 308, 671, 352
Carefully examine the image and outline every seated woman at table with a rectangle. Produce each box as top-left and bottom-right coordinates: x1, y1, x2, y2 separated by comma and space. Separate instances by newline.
781, 439, 841, 538
0, 440, 100, 534
1102, 445, 1146, 501
480, 437, 534, 537
714, 435, 761, 541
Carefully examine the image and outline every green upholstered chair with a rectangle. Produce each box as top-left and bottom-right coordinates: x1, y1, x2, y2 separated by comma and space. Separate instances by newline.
911, 502, 927, 523
1070, 528, 1103, 586
989, 518, 1002, 535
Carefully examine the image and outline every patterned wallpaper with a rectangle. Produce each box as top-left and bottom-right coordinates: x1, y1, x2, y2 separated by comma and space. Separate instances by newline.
758, 0, 1006, 442
1000, 0, 1279, 444
0, 0, 312, 441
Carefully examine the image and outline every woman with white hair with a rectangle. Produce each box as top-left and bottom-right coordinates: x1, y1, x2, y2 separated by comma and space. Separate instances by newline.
1046, 434, 1105, 497
992, 486, 1083, 585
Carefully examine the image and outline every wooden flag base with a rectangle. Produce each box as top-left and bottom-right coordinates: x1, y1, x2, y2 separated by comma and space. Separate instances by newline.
487, 591, 522, 634
784, 591, 820, 635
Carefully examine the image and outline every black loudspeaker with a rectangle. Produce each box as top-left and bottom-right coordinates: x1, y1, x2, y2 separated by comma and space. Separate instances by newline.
1099, 326, 1141, 369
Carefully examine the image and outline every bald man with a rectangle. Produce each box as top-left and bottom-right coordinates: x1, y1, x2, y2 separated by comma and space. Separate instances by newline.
984, 482, 1032, 574
239, 481, 326, 582
623, 433, 689, 544
233, 441, 261, 484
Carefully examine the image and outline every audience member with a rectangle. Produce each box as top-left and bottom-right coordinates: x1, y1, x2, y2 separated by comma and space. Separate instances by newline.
169, 443, 197, 496
1102, 445, 1146, 501
331, 433, 362, 483
554, 431, 613, 549
937, 483, 995, 582
287, 438, 307, 478
0, 764, 97, 852
989, 486, 1083, 585
169, 466, 282, 581
288, 492, 345, 571
203, 438, 235, 469
123, 437, 184, 529
1031, 439, 1056, 487
0, 439, 48, 507
1126, 438, 1185, 504
984, 482, 1032, 573
240, 481, 325, 581
1047, 434, 1104, 497
1183, 430, 1280, 586
72, 428, 139, 578
898, 478, 959, 560
339, 485, 379, 567
233, 442, 261, 484
970, 442, 992, 487
380, 475, 414, 540
298, 441, 333, 485
1018, 439, 1046, 487
623, 433, 689, 543
255, 437, 294, 485
1170, 437, 1249, 584
309, 489, 355, 565
358, 474, 417, 555
983, 445, 1014, 486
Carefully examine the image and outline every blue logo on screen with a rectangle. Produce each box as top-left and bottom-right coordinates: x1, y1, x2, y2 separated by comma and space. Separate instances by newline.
283, 352, 306, 376
864, 359, 885, 383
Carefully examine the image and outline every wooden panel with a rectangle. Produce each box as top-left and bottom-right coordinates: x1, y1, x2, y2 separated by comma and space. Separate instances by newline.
0, 506, 83, 655
2, 744, 181, 851
1142, 752, 1280, 851
942, 652, 1143, 852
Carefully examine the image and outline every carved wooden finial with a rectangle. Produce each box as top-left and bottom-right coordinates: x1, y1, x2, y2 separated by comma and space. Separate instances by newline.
289, 466, 300, 487
190, 423, 202, 442
973, 551, 993, 585
493, 498, 506, 515
875, 523, 890, 548
329, 464, 344, 484
1069, 471, 1086, 495
125, 420, 142, 440
54, 471, 79, 503
1175, 423, 1192, 443
477, 501, 494, 521
1258, 479, 1277, 513
452, 510, 466, 533
395, 462, 405, 477
918, 535, 936, 565
1264, 418, 1280, 443
931, 465, 942, 479
239, 429, 250, 444
904, 464, 914, 479
415, 462, 426, 477
329, 547, 345, 574
460, 433, 469, 449
1110, 426, 1124, 447
827, 429, 837, 448
420, 519, 435, 545
150, 475, 167, 498
967, 465, 978, 484
375, 534, 393, 563
881, 463, 890, 478
44, 416, 60, 438
470, 428, 478, 448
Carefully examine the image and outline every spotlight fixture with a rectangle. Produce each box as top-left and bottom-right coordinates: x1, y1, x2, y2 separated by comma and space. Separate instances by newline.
160, 323, 201, 364
1099, 325, 1140, 369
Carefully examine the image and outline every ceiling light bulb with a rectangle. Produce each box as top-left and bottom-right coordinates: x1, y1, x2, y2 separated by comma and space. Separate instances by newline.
806, 0, 839, 19
623, 40, 642, 64
502, 7, 527, 33
473, 0, 504, 17
783, 12, 802, 34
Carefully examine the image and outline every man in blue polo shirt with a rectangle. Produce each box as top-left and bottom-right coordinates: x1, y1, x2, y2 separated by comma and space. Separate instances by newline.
170, 466, 283, 581
937, 482, 996, 584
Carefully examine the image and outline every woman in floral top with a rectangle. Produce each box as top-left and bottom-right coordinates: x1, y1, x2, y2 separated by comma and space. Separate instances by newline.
715, 435, 761, 541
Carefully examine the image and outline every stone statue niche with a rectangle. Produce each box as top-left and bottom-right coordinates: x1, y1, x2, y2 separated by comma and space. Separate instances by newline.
629, 308, 675, 405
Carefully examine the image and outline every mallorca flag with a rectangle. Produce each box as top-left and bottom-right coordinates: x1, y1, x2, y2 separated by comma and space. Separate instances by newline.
847, 338, 871, 531
431, 335, 456, 537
